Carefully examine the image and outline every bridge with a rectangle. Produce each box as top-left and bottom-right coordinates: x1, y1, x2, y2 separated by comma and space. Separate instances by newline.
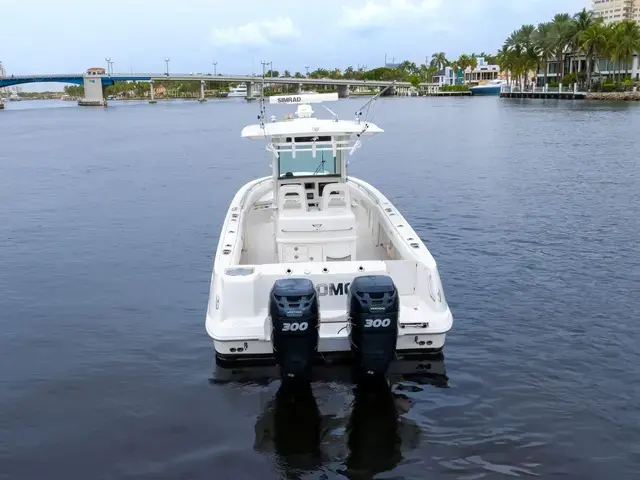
0, 71, 418, 106
0, 73, 154, 88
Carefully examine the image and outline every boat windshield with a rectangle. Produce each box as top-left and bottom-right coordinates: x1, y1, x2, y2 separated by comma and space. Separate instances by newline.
277, 148, 342, 178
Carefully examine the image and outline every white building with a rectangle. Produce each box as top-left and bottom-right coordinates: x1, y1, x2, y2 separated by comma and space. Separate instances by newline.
536, 55, 640, 85
432, 67, 456, 86
592, 0, 640, 24
463, 57, 502, 84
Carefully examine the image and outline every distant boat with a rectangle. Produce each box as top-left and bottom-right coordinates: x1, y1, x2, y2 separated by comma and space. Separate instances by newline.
228, 85, 253, 98
9, 93, 21, 101
470, 79, 507, 96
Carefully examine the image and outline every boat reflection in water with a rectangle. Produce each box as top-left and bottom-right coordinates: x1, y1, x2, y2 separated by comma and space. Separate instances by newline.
213, 355, 448, 478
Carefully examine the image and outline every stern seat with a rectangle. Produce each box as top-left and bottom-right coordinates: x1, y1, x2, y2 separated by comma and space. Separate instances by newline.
276, 183, 356, 263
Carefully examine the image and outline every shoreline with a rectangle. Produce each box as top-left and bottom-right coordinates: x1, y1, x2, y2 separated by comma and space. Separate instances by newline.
585, 92, 640, 101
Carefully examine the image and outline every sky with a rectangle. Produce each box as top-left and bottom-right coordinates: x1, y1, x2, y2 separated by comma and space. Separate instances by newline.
2, 0, 588, 90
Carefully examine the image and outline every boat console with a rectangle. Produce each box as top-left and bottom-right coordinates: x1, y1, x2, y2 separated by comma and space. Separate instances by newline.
275, 180, 357, 263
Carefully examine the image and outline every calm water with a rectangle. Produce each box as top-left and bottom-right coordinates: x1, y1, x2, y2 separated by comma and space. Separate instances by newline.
1, 97, 640, 479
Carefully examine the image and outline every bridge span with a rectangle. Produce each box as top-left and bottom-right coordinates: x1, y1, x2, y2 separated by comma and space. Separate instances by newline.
1, 71, 417, 106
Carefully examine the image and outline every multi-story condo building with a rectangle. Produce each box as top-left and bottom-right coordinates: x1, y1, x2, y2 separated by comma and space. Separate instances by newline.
592, 0, 640, 23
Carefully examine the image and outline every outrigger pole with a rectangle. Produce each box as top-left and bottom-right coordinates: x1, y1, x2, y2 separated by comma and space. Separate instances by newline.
259, 61, 267, 134
355, 81, 396, 125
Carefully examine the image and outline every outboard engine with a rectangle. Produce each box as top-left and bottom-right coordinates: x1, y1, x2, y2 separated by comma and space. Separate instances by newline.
348, 275, 399, 376
269, 278, 319, 380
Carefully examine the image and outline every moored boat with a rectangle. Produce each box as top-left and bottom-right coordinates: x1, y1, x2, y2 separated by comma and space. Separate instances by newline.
470, 79, 507, 96
205, 90, 453, 379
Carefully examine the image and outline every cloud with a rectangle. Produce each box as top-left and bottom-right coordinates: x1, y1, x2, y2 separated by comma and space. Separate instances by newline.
341, 0, 443, 30
212, 16, 301, 47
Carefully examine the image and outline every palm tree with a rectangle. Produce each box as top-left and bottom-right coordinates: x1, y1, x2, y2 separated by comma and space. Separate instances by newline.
343, 66, 355, 79
457, 54, 471, 83
519, 24, 538, 87
398, 60, 418, 75
606, 23, 624, 82
504, 25, 538, 88
579, 22, 609, 88
449, 60, 459, 85
430, 52, 448, 71
425, 64, 437, 83
550, 13, 574, 84
469, 55, 478, 82
496, 44, 513, 85
615, 20, 640, 81
534, 22, 554, 87
567, 8, 598, 81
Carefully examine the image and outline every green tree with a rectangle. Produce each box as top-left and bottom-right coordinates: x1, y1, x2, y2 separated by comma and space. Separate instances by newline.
533, 22, 554, 87
457, 54, 471, 83
448, 61, 459, 84
550, 13, 574, 83
579, 21, 609, 88
469, 54, 478, 72
343, 66, 355, 79
430, 52, 448, 70
614, 20, 640, 80
496, 44, 514, 85
63, 85, 84, 97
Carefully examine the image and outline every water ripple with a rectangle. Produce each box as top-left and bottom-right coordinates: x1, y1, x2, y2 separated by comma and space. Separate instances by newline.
1, 98, 639, 480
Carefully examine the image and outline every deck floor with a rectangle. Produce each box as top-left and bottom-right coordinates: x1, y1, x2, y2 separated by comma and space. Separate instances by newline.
240, 205, 389, 265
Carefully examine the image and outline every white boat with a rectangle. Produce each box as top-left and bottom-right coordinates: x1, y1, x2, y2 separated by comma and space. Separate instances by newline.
9, 93, 21, 102
205, 91, 453, 379
469, 79, 507, 96
227, 84, 255, 98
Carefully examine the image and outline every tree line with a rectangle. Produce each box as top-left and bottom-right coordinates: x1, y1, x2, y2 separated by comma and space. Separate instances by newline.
499, 8, 640, 89
62, 11, 640, 100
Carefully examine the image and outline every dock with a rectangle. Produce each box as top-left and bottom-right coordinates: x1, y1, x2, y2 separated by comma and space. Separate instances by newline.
423, 91, 472, 97
501, 91, 585, 100
500, 84, 586, 100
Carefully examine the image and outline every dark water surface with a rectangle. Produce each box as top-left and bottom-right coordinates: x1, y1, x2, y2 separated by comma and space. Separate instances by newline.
1, 97, 639, 479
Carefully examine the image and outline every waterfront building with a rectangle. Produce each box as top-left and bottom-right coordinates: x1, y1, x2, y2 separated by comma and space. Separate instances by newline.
535, 55, 640, 85
432, 67, 456, 86
592, 0, 640, 24
463, 57, 503, 84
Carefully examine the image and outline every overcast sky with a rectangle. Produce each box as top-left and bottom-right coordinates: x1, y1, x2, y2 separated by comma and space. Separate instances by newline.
3, 0, 588, 78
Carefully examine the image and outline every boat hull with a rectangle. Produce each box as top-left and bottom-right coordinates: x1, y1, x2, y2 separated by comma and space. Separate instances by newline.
470, 86, 501, 96
205, 175, 453, 370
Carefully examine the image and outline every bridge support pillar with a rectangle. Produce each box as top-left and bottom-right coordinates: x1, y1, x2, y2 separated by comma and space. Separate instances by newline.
337, 85, 350, 98
380, 85, 395, 96
78, 75, 106, 107
245, 82, 254, 100
198, 80, 207, 102
296, 83, 303, 94
149, 80, 157, 104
